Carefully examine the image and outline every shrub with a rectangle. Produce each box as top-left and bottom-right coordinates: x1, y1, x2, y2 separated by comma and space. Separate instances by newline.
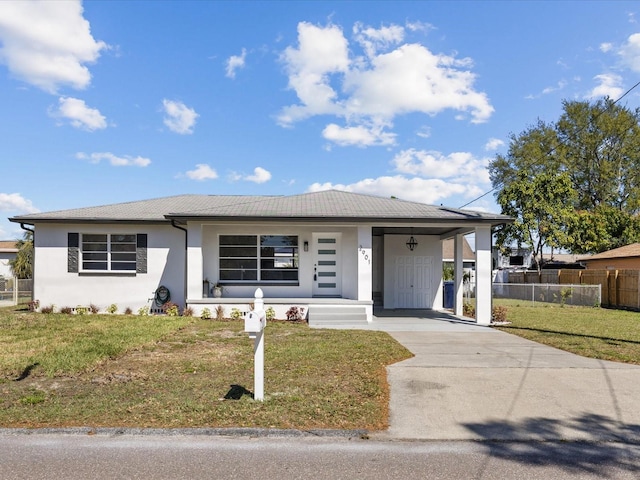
285, 306, 305, 322
230, 307, 242, 320
201, 308, 212, 320
28, 300, 40, 312
463, 301, 475, 318
60, 306, 73, 315
136, 306, 149, 316
215, 305, 225, 321
162, 301, 180, 316
41, 305, 54, 314
106, 304, 118, 314
183, 306, 194, 317
492, 305, 508, 323
75, 306, 88, 315
89, 304, 100, 314
265, 306, 276, 321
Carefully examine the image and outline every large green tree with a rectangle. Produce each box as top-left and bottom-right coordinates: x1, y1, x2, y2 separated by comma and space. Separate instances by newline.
9, 231, 33, 279
490, 98, 640, 256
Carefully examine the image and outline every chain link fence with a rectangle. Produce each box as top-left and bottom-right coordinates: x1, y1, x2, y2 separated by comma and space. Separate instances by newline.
0, 277, 33, 305
493, 283, 601, 307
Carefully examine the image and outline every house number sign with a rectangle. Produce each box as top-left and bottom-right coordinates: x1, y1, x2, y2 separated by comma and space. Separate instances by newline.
358, 245, 371, 265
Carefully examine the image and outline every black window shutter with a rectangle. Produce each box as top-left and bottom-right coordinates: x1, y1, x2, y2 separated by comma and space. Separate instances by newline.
136, 234, 147, 273
68, 233, 79, 273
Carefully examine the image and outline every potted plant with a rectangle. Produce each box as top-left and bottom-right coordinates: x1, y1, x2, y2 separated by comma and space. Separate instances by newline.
213, 283, 224, 298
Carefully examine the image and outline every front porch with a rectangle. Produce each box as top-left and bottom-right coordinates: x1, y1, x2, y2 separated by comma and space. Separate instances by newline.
187, 296, 373, 324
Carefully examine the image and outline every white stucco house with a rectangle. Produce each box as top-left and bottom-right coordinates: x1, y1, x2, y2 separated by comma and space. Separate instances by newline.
9, 190, 511, 325
0, 240, 18, 279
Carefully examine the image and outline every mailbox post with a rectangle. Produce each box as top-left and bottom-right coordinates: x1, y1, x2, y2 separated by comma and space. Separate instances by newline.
244, 288, 266, 401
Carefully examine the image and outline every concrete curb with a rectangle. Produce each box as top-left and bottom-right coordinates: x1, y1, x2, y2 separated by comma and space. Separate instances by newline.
0, 427, 369, 438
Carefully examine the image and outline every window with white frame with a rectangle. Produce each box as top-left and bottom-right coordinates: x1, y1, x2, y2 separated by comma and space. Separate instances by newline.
81, 234, 137, 271
219, 235, 298, 283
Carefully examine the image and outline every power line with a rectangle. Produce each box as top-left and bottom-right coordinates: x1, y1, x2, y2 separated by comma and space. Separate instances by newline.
459, 82, 640, 210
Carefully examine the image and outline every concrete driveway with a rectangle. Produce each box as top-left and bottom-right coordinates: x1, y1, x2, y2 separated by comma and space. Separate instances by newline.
359, 310, 640, 442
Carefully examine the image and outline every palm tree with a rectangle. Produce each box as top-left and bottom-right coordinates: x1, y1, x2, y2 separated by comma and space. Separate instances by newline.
10, 231, 33, 279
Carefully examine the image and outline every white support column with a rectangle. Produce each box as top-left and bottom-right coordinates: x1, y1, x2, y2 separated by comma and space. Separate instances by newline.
454, 234, 464, 316
475, 226, 493, 326
186, 223, 203, 300
357, 226, 373, 322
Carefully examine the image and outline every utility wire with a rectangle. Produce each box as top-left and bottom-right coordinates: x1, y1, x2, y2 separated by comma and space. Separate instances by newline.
459, 81, 640, 209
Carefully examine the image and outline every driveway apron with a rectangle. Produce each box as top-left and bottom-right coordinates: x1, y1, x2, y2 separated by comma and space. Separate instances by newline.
359, 312, 640, 442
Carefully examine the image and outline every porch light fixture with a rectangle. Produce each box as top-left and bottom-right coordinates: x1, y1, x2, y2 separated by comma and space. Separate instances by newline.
303, 241, 309, 252
406, 235, 418, 251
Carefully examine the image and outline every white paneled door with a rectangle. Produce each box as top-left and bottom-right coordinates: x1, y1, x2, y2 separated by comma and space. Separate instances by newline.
312, 233, 342, 297
394, 256, 432, 308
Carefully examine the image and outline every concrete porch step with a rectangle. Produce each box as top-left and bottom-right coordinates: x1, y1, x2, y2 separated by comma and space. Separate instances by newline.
308, 305, 369, 327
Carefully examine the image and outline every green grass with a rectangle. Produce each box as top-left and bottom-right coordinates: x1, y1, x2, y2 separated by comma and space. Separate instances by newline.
0, 307, 411, 430
494, 300, 640, 365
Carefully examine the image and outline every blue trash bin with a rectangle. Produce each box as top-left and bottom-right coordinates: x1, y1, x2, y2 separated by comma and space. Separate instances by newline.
443, 281, 454, 309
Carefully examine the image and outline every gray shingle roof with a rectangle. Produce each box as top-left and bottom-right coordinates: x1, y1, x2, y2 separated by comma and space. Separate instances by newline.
9, 190, 511, 225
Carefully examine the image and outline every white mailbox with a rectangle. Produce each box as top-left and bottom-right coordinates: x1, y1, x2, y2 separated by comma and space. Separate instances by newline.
244, 310, 265, 333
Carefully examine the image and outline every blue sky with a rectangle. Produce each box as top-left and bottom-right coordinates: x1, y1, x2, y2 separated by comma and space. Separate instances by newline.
1, 0, 640, 240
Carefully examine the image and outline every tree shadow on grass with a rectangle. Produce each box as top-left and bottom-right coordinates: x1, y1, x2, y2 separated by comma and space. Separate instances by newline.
500, 325, 640, 346
464, 413, 640, 477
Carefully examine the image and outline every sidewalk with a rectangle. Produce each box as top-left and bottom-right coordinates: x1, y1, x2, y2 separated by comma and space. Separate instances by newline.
373, 322, 640, 442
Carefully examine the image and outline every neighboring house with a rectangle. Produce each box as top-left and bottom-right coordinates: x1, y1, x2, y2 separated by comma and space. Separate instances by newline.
584, 243, 640, 270
0, 240, 18, 279
9, 190, 511, 325
493, 246, 533, 270
442, 237, 475, 268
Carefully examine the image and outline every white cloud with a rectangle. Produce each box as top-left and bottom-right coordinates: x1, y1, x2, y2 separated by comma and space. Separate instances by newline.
322, 123, 396, 147
76, 152, 151, 167
392, 148, 490, 184
162, 99, 199, 134
308, 176, 469, 205
587, 73, 624, 99
308, 145, 493, 206
0, 192, 39, 213
353, 22, 404, 58
618, 32, 640, 72
525, 80, 568, 99
230, 167, 272, 184
49, 96, 107, 131
277, 21, 493, 144
600, 42, 613, 53
185, 164, 218, 181
484, 138, 504, 151
0, 0, 107, 93
226, 48, 247, 79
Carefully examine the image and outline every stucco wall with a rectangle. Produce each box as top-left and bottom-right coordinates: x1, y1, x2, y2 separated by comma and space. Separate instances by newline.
33, 224, 185, 313
0, 252, 16, 278
383, 235, 443, 309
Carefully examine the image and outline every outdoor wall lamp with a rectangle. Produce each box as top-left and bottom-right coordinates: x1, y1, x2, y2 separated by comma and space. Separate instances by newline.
303, 241, 309, 252
406, 236, 418, 251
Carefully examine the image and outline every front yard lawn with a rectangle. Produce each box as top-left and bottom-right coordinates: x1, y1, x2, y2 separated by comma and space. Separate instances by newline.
0, 308, 411, 430
493, 300, 640, 365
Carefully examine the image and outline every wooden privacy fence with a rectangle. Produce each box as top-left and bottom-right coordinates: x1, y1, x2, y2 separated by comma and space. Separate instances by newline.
506, 269, 640, 309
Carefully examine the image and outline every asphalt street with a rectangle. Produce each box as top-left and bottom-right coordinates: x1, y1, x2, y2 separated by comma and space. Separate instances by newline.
1, 432, 640, 480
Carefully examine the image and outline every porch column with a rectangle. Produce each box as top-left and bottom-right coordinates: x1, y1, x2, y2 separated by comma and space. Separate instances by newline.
453, 234, 464, 316
475, 226, 492, 325
186, 223, 203, 300
357, 226, 373, 322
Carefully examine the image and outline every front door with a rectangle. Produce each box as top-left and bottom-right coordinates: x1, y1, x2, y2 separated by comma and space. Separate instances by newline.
394, 255, 433, 308
312, 233, 342, 297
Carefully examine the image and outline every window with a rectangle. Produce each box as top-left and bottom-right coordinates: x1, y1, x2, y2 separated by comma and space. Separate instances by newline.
81, 234, 137, 271
219, 235, 298, 283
